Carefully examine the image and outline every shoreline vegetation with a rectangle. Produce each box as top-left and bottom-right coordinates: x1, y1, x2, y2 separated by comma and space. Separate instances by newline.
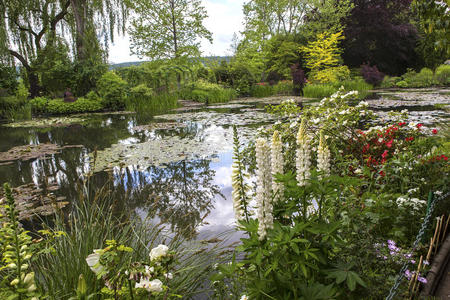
1, 0, 449, 298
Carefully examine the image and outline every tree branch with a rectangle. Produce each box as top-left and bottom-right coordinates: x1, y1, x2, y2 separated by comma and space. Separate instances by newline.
8, 49, 31, 70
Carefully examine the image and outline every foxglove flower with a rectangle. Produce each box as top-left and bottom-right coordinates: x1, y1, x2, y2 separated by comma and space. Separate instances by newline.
255, 138, 272, 240
296, 118, 311, 186
317, 130, 330, 179
271, 130, 284, 202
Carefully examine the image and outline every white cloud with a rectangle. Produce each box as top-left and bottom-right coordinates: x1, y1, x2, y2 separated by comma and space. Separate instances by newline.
108, 0, 244, 63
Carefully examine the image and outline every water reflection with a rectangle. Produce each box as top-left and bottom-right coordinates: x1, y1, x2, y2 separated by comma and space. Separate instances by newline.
110, 157, 223, 238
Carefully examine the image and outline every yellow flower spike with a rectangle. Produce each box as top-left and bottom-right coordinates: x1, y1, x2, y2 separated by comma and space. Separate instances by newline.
10, 279, 19, 286
24, 272, 34, 285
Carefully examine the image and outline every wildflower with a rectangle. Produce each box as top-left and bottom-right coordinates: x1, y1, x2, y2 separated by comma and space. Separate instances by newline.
240, 295, 249, 300
271, 131, 284, 202
86, 249, 105, 275
418, 276, 427, 284
432, 128, 438, 134
416, 123, 423, 129
255, 138, 273, 240
296, 118, 311, 186
317, 130, 330, 179
149, 244, 169, 261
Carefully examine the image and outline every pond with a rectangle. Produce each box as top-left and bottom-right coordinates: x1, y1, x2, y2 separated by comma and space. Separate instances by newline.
0, 88, 449, 239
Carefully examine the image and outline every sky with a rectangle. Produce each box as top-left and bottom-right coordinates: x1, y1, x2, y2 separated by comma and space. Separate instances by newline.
108, 0, 245, 64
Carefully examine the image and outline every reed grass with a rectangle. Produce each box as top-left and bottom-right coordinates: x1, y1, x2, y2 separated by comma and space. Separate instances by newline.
304, 79, 373, 99
32, 176, 231, 299
126, 92, 179, 114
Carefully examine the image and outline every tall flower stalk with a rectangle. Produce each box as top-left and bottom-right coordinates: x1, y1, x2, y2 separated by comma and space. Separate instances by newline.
271, 130, 284, 203
317, 130, 331, 179
296, 118, 311, 186
231, 126, 251, 222
255, 138, 273, 240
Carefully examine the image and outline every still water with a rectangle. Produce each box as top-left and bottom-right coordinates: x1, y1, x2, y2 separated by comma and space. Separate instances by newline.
0, 89, 448, 239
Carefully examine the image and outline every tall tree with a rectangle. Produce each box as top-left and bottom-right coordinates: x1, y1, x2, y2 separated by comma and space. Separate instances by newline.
0, 0, 71, 97
127, 0, 212, 60
68, 0, 128, 62
342, 0, 419, 75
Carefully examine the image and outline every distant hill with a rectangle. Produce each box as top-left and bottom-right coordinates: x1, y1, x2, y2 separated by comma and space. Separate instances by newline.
109, 56, 232, 69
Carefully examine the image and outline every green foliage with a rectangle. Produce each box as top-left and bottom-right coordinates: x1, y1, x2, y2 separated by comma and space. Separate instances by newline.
435, 64, 450, 85
381, 76, 402, 88
303, 79, 372, 99
29, 97, 49, 114
97, 71, 128, 110
310, 65, 351, 84
127, 0, 212, 60
46, 98, 103, 114
0, 95, 30, 120
0, 65, 18, 96
180, 80, 237, 103
126, 92, 178, 114
0, 183, 39, 299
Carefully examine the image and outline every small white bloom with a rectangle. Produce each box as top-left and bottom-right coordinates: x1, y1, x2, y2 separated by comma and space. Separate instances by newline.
86, 249, 105, 275
136, 278, 163, 292
164, 272, 173, 280
240, 295, 249, 300
149, 245, 169, 261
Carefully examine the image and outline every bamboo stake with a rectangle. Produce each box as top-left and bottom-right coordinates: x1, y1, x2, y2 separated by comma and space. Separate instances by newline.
434, 216, 443, 256
429, 217, 440, 257
411, 256, 423, 297
426, 237, 433, 262
441, 215, 449, 244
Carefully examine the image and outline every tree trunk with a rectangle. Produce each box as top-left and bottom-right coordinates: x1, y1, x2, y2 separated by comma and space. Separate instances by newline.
9, 50, 41, 98
70, 0, 87, 61
170, 0, 181, 90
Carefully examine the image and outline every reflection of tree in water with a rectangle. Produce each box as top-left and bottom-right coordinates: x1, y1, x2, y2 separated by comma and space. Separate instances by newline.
114, 157, 223, 238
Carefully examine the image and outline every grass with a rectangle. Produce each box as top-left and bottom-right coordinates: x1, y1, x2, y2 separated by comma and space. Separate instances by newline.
303, 79, 373, 99
250, 81, 294, 98
126, 92, 179, 114
32, 176, 229, 299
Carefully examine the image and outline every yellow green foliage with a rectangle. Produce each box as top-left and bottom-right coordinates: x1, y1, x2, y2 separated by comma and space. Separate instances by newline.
300, 31, 345, 72
310, 66, 351, 84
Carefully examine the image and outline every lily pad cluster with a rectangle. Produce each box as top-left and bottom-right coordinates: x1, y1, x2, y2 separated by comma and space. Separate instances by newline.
0, 143, 82, 165
3, 117, 86, 128
0, 183, 68, 220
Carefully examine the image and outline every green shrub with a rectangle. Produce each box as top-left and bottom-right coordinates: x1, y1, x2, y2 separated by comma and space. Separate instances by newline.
401, 68, 435, 87
381, 76, 401, 88
434, 64, 450, 85
46, 98, 103, 114
85, 91, 102, 102
273, 80, 293, 95
250, 83, 274, 98
309, 66, 351, 84
180, 80, 237, 103
97, 71, 128, 110
396, 80, 408, 88
0, 95, 31, 120
0, 65, 18, 95
29, 96, 49, 114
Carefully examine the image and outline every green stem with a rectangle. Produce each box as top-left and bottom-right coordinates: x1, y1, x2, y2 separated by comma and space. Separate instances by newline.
128, 279, 134, 300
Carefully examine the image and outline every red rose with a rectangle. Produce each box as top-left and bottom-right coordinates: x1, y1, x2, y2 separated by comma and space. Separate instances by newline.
432, 129, 438, 134
416, 123, 423, 129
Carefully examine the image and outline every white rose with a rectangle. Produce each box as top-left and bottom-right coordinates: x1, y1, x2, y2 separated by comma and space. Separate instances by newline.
149, 244, 169, 261
86, 249, 105, 274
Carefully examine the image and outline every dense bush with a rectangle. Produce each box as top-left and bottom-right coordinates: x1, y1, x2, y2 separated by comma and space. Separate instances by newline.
361, 63, 385, 86
29, 97, 49, 114
381, 76, 402, 88
0, 65, 18, 96
230, 65, 256, 96
435, 64, 450, 85
97, 71, 128, 110
46, 98, 103, 114
310, 65, 351, 84
0, 96, 30, 120
180, 80, 237, 103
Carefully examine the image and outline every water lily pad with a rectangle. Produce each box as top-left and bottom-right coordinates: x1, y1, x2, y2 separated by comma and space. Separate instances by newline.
132, 122, 188, 132
0, 183, 68, 220
3, 117, 86, 128
0, 143, 82, 163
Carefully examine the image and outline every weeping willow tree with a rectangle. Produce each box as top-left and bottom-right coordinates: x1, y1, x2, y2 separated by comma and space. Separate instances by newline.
68, 0, 128, 62
0, 0, 128, 97
0, 0, 71, 97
